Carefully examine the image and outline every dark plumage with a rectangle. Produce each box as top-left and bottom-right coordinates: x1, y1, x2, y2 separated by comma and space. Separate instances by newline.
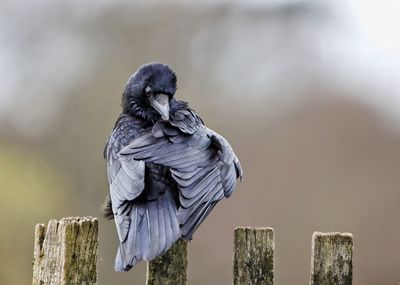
104, 62, 243, 271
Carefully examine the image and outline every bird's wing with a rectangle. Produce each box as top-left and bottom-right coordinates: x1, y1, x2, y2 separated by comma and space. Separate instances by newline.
105, 125, 181, 271
120, 117, 243, 240
114, 187, 180, 271
105, 134, 145, 244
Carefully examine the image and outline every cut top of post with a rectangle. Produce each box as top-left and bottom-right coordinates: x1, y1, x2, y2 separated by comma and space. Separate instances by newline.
233, 227, 275, 285
33, 217, 98, 285
310, 232, 353, 285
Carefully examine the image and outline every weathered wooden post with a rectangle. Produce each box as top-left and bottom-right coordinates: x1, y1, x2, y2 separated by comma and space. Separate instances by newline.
146, 239, 188, 285
33, 217, 98, 285
233, 227, 275, 285
310, 232, 353, 285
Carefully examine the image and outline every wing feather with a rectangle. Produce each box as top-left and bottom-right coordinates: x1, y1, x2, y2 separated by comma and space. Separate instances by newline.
121, 117, 242, 240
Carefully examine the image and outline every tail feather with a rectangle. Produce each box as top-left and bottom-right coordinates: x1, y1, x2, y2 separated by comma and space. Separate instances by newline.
114, 190, 181, 271
103, 195, 114, 220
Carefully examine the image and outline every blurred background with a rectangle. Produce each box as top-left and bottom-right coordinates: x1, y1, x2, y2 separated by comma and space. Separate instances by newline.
1, 0, 399, 284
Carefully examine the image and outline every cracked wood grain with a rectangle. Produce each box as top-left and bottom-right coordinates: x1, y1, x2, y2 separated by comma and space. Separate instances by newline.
310, 232, 353, 285
146, 239, 188, 285
233, 227, 274, 285
32, 217, 98, 285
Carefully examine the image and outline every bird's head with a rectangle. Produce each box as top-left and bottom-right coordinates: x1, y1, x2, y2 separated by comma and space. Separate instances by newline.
122, 63, 177, 122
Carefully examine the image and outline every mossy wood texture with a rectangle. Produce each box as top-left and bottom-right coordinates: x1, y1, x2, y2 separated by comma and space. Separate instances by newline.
310, 232, 353, 285
31, 218, 354, 285
146, 239, 188, 285
32, 217, 98, 285
233, 227, 274, 285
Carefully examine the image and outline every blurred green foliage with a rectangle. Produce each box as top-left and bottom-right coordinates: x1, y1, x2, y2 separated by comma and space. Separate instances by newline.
0, 142, 70, 284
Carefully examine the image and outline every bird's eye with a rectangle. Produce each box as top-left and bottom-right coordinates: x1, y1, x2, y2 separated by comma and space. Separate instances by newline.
145, 86, 152, 96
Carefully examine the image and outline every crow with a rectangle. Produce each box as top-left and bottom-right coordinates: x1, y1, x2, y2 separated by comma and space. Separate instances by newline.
104, 62, 243, 271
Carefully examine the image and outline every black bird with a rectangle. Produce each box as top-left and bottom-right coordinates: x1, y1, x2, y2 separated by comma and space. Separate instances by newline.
104, 63, 243, 271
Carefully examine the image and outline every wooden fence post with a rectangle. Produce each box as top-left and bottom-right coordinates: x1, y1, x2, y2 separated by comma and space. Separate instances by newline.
33, 217, 98, 285
310, 232, 353, 285
146, 239, 188, 285
233, 227, 274, 285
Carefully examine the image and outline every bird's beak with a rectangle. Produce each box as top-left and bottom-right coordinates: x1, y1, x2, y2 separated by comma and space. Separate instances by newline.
150, 94, 170, 121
